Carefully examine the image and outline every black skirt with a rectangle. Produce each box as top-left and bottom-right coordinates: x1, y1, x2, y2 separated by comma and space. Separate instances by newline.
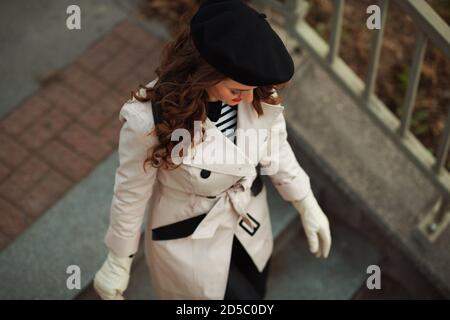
224, 235, 271, 300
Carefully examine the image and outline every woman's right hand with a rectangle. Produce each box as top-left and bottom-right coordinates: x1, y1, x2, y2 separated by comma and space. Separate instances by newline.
93, 251, 134, 300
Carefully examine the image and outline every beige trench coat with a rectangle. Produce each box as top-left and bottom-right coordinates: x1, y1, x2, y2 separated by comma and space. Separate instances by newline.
104, 78, 312, 299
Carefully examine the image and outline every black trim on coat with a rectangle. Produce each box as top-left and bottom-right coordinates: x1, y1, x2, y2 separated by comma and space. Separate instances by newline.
152, 100, 162, 125
250, 164, 263, 197
152, 213, 207, 241
250, 174, 263, 197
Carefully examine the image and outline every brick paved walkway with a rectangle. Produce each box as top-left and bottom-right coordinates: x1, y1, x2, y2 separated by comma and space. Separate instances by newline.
0, 19, 165, 250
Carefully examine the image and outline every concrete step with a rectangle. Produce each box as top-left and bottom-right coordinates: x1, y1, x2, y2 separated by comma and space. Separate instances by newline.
265, 217, 382, 300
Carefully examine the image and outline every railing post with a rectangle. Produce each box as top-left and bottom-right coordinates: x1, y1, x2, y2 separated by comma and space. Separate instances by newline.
363, 0, 389, 104
434, 104, 450, 175
398, 30, 428, 138
327, 0, 345, 64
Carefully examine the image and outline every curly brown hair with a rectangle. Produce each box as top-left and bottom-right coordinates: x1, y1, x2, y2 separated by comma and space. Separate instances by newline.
132, 10, 288, 172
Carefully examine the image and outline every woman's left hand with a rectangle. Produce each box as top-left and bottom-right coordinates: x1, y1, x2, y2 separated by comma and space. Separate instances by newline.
292, 191, 331, 258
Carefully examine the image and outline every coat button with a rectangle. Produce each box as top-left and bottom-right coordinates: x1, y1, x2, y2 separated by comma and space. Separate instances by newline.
200, 169, 211, 179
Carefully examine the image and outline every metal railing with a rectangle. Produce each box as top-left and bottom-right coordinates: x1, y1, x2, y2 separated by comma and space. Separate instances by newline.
253, 0, 450, 241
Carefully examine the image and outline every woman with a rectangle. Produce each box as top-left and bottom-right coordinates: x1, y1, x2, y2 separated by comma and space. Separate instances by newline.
94, 0, 331, 300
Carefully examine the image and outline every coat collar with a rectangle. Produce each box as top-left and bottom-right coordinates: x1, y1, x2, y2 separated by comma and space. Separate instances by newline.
182, 99, 284, 177
146, 77, 284, 177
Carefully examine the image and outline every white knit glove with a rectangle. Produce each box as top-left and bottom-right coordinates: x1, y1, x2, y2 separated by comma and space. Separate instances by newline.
292, 191, 331, 258
93, 251, 134, 300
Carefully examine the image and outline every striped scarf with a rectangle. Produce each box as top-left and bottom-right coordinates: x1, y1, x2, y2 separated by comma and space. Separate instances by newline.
207, 101, 238, 144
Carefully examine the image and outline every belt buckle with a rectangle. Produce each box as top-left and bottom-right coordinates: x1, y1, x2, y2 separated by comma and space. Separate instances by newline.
239, 213, 260, 236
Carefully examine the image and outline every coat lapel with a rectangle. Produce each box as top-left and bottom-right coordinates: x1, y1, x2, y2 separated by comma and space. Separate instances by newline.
236, 99, 285, 165
182, 99, 285, 177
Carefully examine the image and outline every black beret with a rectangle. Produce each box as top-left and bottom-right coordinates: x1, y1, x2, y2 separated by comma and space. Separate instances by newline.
190, 0, 294, 86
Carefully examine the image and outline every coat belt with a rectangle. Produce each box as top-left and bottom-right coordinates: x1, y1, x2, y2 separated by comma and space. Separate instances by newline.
192, 176, 257, 239
158, 176, 259, 240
